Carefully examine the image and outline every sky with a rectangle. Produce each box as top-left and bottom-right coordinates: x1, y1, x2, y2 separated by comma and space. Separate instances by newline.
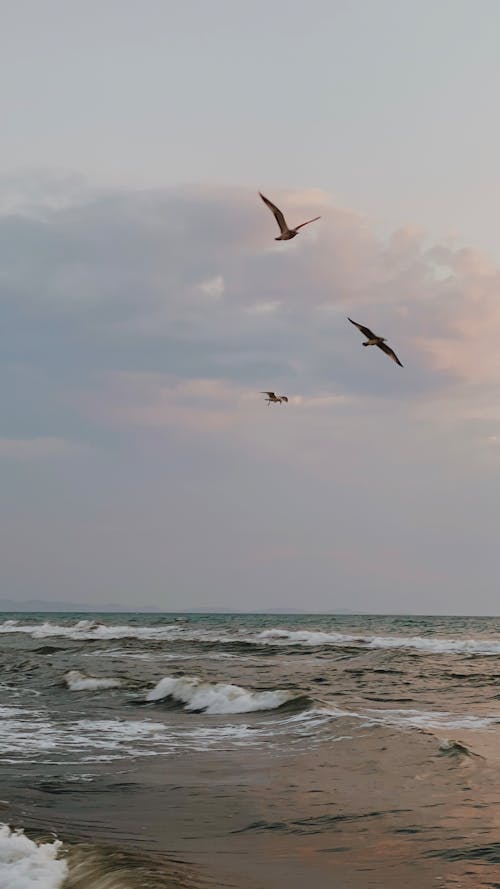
1, 0, 500, 613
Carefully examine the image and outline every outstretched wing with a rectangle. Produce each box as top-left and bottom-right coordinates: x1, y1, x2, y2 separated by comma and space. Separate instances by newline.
347, 317, 377, 340
294, 216, 321, 231
261, 391, 276, 398
259, 193, 288, 234
377, 342, 404, 367
279, 396, 289, 403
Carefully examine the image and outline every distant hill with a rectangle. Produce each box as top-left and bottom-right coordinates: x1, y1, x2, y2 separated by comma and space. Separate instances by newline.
185, 606, 359, 614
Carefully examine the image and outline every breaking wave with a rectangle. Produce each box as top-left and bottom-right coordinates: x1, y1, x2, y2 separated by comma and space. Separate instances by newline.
64, 671, 124, 691
145, 675, 300, 714
61, 842, 205, 888
4, 618, 500, 656
0, 826, 205, 889
256, 628, 500, 655
0, 824, 67, 889
0, 619, 183, 642
257, 628, 360, 645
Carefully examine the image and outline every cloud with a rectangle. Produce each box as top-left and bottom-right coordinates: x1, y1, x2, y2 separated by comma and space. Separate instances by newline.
0, 437, 81, 459
415, 254, 500, 386
1, 176, 499, 446
87, 372, 352, 445
198, 274, 225, 299
0, 174, 499, 609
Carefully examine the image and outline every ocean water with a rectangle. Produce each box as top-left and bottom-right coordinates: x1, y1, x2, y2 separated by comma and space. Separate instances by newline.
2, 611, 500, 888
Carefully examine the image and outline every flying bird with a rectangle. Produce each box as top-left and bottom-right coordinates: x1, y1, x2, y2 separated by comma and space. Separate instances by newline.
347, 318, 404, 367
261, 391, 289, 406
259, 192, 321, 241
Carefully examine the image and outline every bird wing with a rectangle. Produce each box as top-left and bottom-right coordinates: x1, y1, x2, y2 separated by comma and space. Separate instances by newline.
261, 391, 276, 398
377, 342, 404, 367
280, 396, 288, 402
259, 193, 288, 234
347, 318, 377, 339
294, 216, 321, 231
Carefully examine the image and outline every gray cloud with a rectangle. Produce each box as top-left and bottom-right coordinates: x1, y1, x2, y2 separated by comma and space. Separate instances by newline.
0, 176, 498, 612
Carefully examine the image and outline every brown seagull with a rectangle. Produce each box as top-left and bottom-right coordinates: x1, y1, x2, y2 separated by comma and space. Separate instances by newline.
348, 318, 404, 367
259, 192, 321, 241
261, 391, 289, 406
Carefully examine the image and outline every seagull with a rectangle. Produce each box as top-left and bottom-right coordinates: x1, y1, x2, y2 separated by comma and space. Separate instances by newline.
261, 391, 289, 406
347, 318, 404, 367
259, 192, 321, 241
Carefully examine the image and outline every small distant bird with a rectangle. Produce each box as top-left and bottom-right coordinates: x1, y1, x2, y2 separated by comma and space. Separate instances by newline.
348, 318, 404, 367
261, 391, 289, 406
259, 192, 321, 241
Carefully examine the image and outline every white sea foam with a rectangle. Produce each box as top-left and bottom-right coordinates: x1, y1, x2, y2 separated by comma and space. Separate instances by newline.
0, 702, 337, 762
364, 635, 500, 656
83, 648, 241, 661
292, 702, 500, 733
0, 619, 184, 642
146, 675, 295, 714
0, 824, 67, 889
257, 628, 500, 655
64, 670, 124, 691
358, 707, 500, 731
4, 697, 495, 766
4, 617, 500, 657
257, 629, 360, 646
0, 704, 173, 761
0, 618, 355, 648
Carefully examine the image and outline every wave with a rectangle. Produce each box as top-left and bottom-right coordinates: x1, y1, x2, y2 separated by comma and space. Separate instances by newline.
363, 635, 500, 656
0, 824, 67, 889
0, 619, 183, 642
62, 842, 204, 889
257, 628, 361, 646
145, 675, 299, 714
360, 707, 499, 731
0, 704, 335, 763
256, 628, 500, 655
288, 702, 499, 734
0, 826, 204, 889
0, 704, 178, 763
64, 670, 124, 691
1, 698, 494, 767
4, 618, 500, 657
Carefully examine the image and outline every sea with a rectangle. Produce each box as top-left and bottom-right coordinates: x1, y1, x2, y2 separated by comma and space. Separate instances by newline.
2, 611, 500, 889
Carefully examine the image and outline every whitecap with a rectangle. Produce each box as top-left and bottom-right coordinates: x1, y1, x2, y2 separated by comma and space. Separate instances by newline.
146, 675, 296, 714
0, 824, 67, 889
364, 635, 500, 656
257, 628, 358, 646
64, 670, 124, 691
256, 627, 500, 656
5, 617, 500, 656
0, 620, 183, 642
